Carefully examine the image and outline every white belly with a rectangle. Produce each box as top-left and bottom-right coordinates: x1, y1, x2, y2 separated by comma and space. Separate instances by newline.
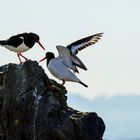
48, 58, 80, 82
4, 42, 30, 53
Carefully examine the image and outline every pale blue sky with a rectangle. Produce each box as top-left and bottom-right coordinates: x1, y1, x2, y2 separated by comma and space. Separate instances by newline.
0, 0, 140, 99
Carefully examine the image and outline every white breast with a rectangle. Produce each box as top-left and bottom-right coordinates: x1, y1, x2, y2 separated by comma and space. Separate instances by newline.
48, 57, 80, 82
4, 42, 30, 53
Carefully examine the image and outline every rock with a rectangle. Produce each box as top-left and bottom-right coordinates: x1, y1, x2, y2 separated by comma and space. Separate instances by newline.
0, 60, 105, 140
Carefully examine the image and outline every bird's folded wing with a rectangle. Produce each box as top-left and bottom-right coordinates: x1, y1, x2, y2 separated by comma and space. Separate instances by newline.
66, 33, 103, 55
56, 45, 71, 57
56, 45, 74, 69
2, 36, 23, 47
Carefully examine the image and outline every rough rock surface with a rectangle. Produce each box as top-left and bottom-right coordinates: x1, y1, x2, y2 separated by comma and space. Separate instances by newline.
0, 60, 105, 140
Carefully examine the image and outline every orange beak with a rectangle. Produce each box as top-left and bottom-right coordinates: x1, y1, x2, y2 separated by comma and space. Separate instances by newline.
37, 41, 45, 50
39, 57, 46, 63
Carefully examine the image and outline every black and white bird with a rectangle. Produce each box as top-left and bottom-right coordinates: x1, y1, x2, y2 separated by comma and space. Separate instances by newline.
0, 32, 45, 63
39, 33, 103, 86
40, 52, 88, 87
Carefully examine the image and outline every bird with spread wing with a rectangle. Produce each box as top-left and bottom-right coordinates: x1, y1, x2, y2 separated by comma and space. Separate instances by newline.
39, 33, 103, 87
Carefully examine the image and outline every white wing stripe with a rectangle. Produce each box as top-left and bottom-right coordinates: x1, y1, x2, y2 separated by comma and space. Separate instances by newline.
71, 33, 103, 54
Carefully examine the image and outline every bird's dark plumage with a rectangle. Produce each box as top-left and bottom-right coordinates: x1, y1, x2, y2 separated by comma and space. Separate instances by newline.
0, 32, 45, 63
65, 33, 103, 71
67, 33, 103, 54
0, 32, 40, 48
0, 36, 23, 47
45, 52, 55, 66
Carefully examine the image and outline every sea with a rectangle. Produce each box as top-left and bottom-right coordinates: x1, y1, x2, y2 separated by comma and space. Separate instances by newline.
67, 95, 140, 140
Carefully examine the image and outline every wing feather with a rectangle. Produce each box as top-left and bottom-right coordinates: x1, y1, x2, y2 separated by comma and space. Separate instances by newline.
56, 45, 78, 72
67, 33, 103, 54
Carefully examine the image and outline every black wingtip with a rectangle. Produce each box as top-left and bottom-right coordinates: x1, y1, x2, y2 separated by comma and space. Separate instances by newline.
99, 32, 104, 34
79, 81, 88, 87
96, 32, 104, 37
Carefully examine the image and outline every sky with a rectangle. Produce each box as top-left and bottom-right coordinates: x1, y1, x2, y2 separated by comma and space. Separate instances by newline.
0, 0, 140, 99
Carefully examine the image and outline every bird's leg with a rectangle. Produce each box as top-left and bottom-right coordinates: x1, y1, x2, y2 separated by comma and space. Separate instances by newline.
19, 53, 28, 61
17, 54, 23, 64
61, 80, 65, 85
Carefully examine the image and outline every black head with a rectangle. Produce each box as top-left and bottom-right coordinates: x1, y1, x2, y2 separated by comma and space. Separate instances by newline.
20, 32, 45, 50
18, 32, 40, 48
39, 52, 55, 66
46, 52, 55, 59
28, 32, 40, 42
46, 52, 55, 66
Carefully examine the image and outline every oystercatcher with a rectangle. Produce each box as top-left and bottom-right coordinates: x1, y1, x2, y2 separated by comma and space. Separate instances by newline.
0, 32, 45, 63
40, 33, 103, 73
40, 52, 88, 87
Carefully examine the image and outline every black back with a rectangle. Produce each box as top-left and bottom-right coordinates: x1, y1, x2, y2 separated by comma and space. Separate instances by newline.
0, 35, 23, 47
0, 32, 40, 48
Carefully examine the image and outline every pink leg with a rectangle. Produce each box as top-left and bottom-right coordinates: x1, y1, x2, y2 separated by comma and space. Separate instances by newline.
61, 80, 65, 85
19, 53, 28, 61
17, 54, 22, 64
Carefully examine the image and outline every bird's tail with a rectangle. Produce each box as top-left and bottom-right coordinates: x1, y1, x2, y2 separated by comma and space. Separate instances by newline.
0, 41, 5, 46
73, 66, 79, 73
79, 81, 88, 87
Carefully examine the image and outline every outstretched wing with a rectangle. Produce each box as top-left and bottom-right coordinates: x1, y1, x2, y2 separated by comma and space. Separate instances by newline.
67, 33, 103, 54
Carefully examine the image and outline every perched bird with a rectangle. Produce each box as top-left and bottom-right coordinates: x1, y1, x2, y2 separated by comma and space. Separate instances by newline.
40, 52, 88, 87
0, 32, 45, 63
39, 33, 103, 86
